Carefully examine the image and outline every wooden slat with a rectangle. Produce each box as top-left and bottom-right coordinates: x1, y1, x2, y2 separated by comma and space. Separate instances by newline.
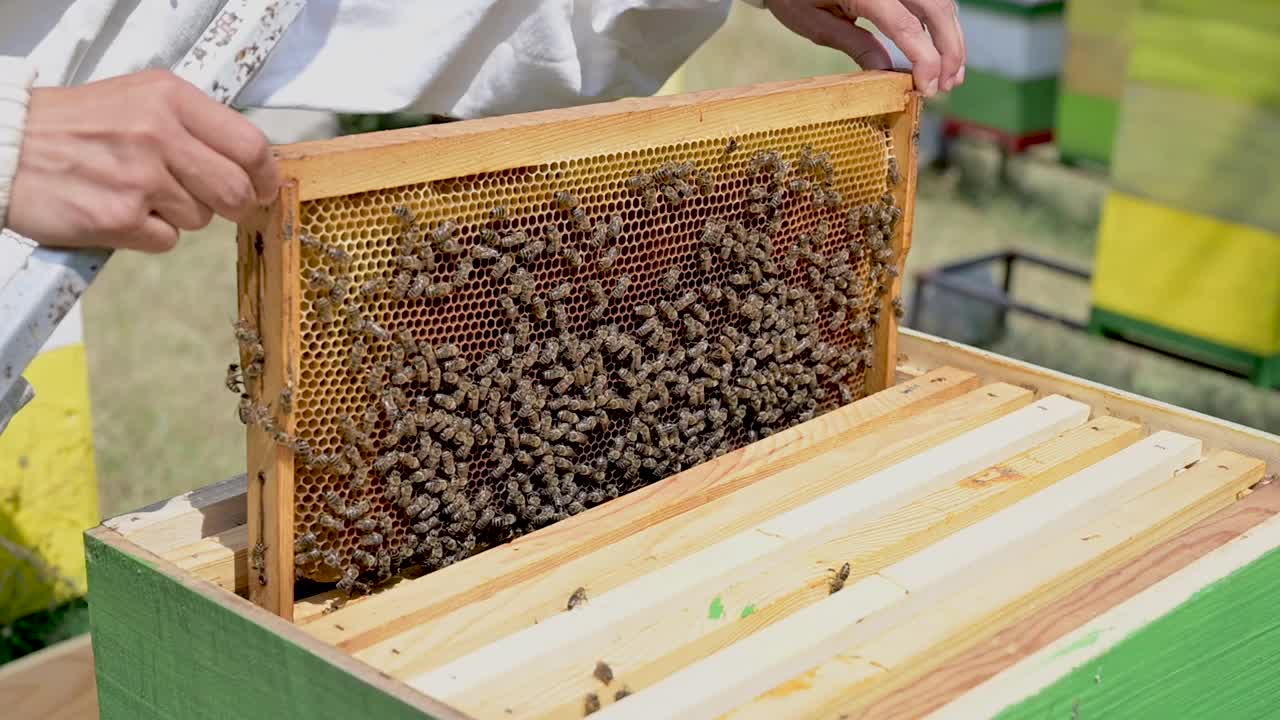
302, 368, 982, 649
167, 525, 248, 594
868, 92, 922, 394
599, 432, 1200, 720
728, 450, 1264, 719
343, 381, 1031, 672
435, 417, 1142, 719
934, 500, 1280, 719
897, 329, 1280, 470
241, 180, 301, 619
276, 72, 914, 201
101, 474, 246, 556
870, 480, 1280, 720
0, 634, 98, 720
408, 395, 1089, 704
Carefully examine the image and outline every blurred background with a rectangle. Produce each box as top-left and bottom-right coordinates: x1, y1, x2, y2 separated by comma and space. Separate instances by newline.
3, 0, 1278, 665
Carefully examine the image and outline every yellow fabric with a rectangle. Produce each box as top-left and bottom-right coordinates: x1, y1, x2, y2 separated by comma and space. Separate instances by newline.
0, 344, 100, 622
1091, 192, 1280, 356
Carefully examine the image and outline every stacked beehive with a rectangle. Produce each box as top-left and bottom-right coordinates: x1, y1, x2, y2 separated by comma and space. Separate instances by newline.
939, 0, 1065, 149
1089, 0, 1280, 388
1055, 0, 1140, 166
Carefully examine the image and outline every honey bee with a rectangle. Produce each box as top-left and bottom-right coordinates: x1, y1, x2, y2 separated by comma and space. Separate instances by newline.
555, 191, 579, 210
829, 561, 851, 594
425, 281, 454, 298
294, 548, 322, 565
661, 267, 680, 293
318, 512, 343, 532
491, 254, 515, 280
594, 661, 613, 685
453, 257, 474, 285
615, 686, 632, 701
490, 205, 510, 221
567, 586, 589, 610
584, 693, 601, 715
597, 246, 619, 271
607, 214, 622, 239
471, 244, 500, 261
642, 186, 658, 211
520, 240, 546, 262
224, 363, 244, 394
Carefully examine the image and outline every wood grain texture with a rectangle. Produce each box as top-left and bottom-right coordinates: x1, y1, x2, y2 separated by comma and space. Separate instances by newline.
412, 396, 1089, 714
727, 450, 1264, 719
241, 181, 300, 619
301, 368, 981, 650
85, 527, 468, 720
276, 72, 913, 201
0, 634, 97, 720
934, 482, 1280, 719
101, 474, 246, 557
897, 329, 1280, 469
470, 417, 1142, 720
603, 431, 1197, 720
339, 382, 1030, 674
868, 93, 922, 394
167, 524, 248, 595
865, 481, 1280, 720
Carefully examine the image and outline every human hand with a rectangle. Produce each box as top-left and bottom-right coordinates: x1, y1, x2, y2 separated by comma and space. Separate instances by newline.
762, 0, 966, 97
8, 69, 280, 253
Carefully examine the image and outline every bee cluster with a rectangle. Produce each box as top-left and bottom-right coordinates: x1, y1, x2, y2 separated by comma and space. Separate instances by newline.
235, 130, 904, 594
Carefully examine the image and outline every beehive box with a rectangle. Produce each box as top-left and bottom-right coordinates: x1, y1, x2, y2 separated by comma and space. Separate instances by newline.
229, 72, 922, 618
85, 329, 1280, 719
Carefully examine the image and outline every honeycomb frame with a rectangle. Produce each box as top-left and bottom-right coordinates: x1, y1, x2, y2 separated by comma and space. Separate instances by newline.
236, 71, 922, 618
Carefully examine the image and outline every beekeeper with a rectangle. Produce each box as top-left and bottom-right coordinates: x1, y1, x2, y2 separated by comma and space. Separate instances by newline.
0, 0, 964, 254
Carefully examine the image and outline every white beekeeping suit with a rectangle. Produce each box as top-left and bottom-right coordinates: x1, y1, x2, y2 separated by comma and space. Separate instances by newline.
0, 0, 734, 355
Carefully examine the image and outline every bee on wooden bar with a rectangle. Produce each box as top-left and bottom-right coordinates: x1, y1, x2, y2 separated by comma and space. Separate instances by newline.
224, 363, 243, 394
829, 561, 851, 594
567, 586, 589, 610
594, 661, 614, 685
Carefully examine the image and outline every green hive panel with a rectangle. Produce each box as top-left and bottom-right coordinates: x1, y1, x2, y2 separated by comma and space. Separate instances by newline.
1055, 91, 1119, 166
939, 69, 1058, 136
1111, 83, 1280, 235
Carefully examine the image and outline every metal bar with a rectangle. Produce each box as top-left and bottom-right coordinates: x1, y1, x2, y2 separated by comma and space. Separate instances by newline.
0, 0, 305, 425
922, 272, 1089, 332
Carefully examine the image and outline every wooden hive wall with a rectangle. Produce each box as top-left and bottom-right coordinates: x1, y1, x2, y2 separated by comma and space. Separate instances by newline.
234, 72, 920, 616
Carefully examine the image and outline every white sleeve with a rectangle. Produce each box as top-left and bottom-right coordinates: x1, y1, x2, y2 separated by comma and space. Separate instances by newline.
239, 0, 732, 118
0, 56, 36, 230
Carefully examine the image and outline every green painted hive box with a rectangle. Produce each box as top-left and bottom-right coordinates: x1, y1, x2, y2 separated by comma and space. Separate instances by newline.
85, 330, 1280, 720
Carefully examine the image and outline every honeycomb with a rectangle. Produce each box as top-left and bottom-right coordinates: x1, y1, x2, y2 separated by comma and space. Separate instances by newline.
246, 115, 905, 590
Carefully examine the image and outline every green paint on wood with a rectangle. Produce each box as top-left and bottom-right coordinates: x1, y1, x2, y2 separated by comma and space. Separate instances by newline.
85, 533, 441, 720
708, 596, 725, 620
996, 545, 1280, 719
1128, 10, 1280, 111
1090, 308, 1280, 389
740, 604, 757, 619
1111, 83, 1280, 236
937, 69, 1058, 135
958, 0, 1065, 18
1046, 628, 1104, 662
1055, 91, 1118, 166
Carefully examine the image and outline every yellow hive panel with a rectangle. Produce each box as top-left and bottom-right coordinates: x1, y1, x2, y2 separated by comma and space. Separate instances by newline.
234, 72, 921, 610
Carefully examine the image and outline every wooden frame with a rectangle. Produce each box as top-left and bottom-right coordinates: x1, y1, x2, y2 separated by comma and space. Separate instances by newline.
87, 330, 1280, 719
236, 70, 922, 618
